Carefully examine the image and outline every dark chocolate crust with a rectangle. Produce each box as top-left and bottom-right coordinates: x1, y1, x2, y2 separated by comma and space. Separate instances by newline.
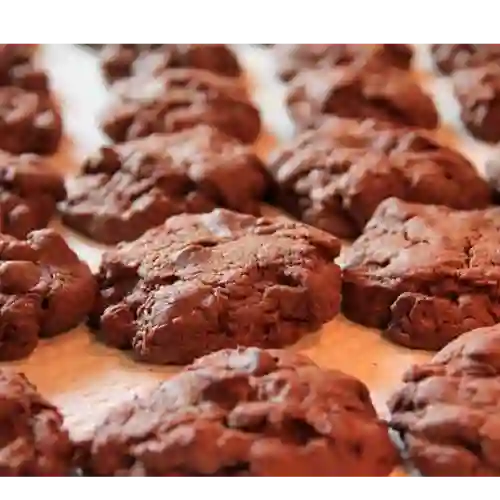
78, 347, 397, 476
0, 369, 73, 476
90, 209, 341, 365
287, 66, 439, 131
102, 68, 260, 144
60, 126, 272, 244
268, 118, 490, 239
342, 197, 500, 351
389, 324, 500, 476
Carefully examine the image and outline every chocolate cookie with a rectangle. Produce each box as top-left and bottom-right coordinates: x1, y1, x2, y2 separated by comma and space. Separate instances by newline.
389, 324, 500, 476
287, 66, 439, 131
0, 369, 73, 476
77, 347, 397, 476
0, 150, 66, 238
275, 44, 414, 81
452, 64, 500, 143
102, 69, 260, 144
0, 44, 48, 92
268, 117, 490, 239
0, 229, 95, 360
90, 209, 341, 365
60, 126, 272, 244
0, 86, 62, 155
101, 44, 241, 84
431, 44, 500, 75
342, 198, 500, 351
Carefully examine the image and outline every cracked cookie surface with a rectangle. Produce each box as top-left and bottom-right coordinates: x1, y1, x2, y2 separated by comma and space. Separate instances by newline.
60, 126, 272, 244
342, 197, 500, 350
287, 66, 439, 131
0, 369, 73, 476
90, 209, 341, 364
78, 347, 397, 476
268, 118, 490, 239
389, 324, 500, 476
102, 68, 260, 144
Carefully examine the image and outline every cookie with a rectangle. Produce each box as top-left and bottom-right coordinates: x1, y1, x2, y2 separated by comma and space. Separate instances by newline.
452, 64, 500, 143
389, 324, 500, 476
275, 44, 414, 81
90, 209, 341, 365
0, 369, 73, 476
268, 118, 490, 239
431, 44, 500, 75
0, 86, 62, 155
102, 69, 260, 144
342, 198, 500, 351
0, 44, 48, 92
77, 347, 397, 476
0, 229, 95, 360
287, 66, 439, 131
60, 126, 272, 244
101, 44, 241, 84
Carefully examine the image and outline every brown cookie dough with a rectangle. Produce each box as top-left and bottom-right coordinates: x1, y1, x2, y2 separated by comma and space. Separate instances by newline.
287, 66, 439, 131
275, 44, 414, 81
0, 229, 96, 360
101, 69, 260, 144
0, 150, 66, 238
90, 209, 341, 365
431, 44, 500, 75
0, 86, 62, 155
268, 117, 490, 239
101, 44, 241, 84
452, 63, 500, 143
0, 369, 73, 476
0, 44, 48, 93
60, 126, 272, 244
77, 347, 397, 476
389, 324, 500, 476
342, 197, 500, 351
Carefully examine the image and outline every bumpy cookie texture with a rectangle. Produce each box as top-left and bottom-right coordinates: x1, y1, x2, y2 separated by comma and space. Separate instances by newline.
452, 64, 500, 143
389, 325, 500, 476
275, 44, 414, 81
0, 369, 73, 476
101, 44, 241, 84
287, 66, 439, 131
342, 198, 500, 351
268, 117, 490, 239
431, 44, 500, 75
90, 209, 341, 365
0, 44, 48, 92
60, 126, 272, 244
78, 347, 397, 476
0, 86, 62, 155
0, 229, 95, 360
102, 68, 260, 144
0, 150, 66, 238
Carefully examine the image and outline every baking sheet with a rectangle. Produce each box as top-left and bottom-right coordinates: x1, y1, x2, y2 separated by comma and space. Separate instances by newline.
2, 44, 498, 472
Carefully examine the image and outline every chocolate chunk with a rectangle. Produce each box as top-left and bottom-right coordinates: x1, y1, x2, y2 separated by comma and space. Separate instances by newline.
342, 197, 500, 351
101, 69, 260, 144
90, 209, 341, 364
268, 118, 490, 238
389, 324, 500, 476
60, 126, 272, 244
0, 86, 62, 155
287, 66, 439, 131
0, 369, 73, 476
452, 64, 500, 143
0, 150, 65, 238
78, 347, 397, 476
0, 229, 95, 360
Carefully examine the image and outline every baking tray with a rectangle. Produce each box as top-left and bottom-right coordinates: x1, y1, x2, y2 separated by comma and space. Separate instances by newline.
3, 44, 498, 474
